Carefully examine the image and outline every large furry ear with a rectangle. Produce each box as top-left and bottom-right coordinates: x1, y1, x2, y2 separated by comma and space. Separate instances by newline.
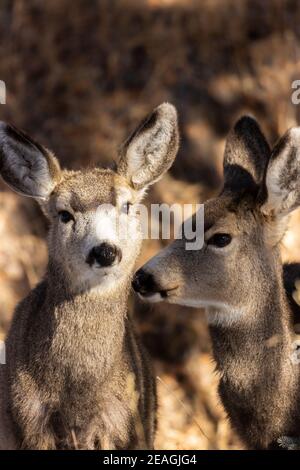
117, 103, 179, 191
223, 116, 270, 195
0, 122, 61, 199
261, 127, 300, 217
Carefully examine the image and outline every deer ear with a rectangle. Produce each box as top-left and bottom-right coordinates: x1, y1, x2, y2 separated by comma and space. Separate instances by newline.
261, 127, 300, 217
223, 116, 270, 195
0, 122, 61, 199
117, 103, 179, 191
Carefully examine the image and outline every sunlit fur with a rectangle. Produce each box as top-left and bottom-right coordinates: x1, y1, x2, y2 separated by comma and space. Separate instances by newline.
137, 117, 300, 449
0, 102, 179, 449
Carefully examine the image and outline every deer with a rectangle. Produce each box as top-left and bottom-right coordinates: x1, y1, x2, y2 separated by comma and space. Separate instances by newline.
133, 116, 300, 450
0, 102, 179, 450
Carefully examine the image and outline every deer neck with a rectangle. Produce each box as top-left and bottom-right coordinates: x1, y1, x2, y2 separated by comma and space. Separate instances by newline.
40, 260, 131, 370
208, 261, 295, 374
207, 263, 298, 447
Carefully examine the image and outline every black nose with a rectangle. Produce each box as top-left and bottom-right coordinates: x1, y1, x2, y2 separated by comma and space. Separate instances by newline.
132, 269, 159, 297
87, 243, 121, 267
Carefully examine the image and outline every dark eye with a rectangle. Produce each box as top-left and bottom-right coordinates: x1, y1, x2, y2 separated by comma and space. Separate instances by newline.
58, 210, 74, 223
207, 233, 232, 248
121, 202, 132, 214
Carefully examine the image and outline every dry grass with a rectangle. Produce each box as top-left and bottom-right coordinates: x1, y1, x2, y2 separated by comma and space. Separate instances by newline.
0, 0, 300, 449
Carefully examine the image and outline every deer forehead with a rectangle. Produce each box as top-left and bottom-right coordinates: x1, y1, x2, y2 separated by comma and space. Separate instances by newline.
203, 199, 235, 235
203, 196, 260, 238
53, 169, 135, 212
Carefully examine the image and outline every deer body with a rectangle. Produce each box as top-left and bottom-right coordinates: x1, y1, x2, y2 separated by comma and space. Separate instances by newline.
208, 285, 299, 449
6, 278, 153, 449
0, 103, 179, 449
134, 116, 300, 449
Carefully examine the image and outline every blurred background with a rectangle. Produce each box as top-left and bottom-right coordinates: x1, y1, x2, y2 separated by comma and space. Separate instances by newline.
0, 0, 300, 449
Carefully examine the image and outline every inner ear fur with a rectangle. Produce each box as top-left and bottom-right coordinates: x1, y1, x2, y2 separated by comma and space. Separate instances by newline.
117, 102, 179, 191
261, 127, 300, 217
0, 122, 61, 199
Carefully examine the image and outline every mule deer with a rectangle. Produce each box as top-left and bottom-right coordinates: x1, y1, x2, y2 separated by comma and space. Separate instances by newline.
133, 116, 300, 449
0, 102, 179, 449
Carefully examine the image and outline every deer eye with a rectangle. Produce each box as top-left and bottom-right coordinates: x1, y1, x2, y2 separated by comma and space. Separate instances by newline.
120, 202, 132, 214
207, 233, 232, 248
58, 210, 74, 224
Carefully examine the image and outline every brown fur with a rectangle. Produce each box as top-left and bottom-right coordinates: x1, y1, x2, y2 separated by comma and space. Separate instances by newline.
134, 117, 300, 449
0, 103, 179, 449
